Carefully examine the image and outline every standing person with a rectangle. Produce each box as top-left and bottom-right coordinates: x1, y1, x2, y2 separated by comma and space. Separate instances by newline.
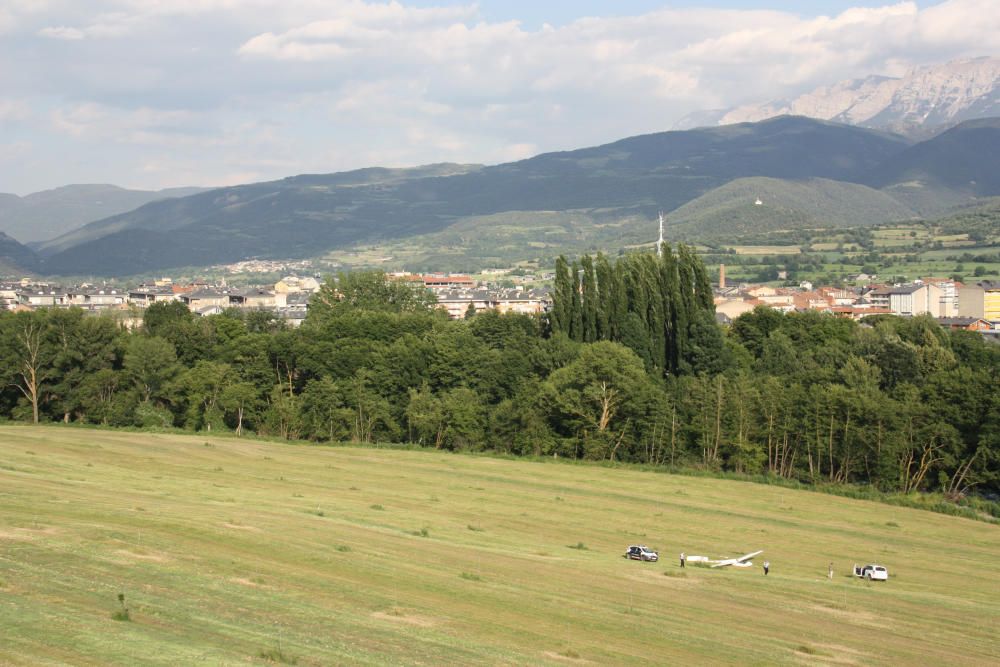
680, 552, 686, 568
828, 562, 834, 580
763, 560, 770, 576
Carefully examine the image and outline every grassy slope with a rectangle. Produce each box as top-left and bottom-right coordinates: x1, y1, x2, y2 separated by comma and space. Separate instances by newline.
325, 209, 652, 273
1, 425, 997, 666
665, 177, 917, 239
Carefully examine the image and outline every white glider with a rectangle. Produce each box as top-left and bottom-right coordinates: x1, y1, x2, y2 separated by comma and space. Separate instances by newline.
709, 550, 763, 568
685, 550, 763, 568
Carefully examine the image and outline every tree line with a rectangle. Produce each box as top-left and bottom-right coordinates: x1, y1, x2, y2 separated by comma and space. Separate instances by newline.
1, 247, 997, 498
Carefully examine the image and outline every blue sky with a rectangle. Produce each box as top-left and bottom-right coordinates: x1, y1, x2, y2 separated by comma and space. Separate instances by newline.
0, 0, 993, 197
415, 1, 936, 27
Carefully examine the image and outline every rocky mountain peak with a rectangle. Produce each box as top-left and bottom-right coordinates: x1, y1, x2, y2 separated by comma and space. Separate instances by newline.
676, 56, 1000, 137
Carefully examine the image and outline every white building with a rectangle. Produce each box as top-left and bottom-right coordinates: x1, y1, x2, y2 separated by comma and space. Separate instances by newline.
886, 283, 942, 317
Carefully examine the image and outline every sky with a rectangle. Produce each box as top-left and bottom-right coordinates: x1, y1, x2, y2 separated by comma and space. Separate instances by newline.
1, 0, 997, 195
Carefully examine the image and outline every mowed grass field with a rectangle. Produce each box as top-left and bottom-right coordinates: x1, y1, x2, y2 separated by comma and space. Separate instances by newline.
1, 426, 998, 666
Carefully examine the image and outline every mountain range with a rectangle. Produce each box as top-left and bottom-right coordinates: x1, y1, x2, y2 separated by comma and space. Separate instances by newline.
2, 115, 999, 277
675, 57, 1000, 138
0, 184, 210, 246
0, 232, 39, 275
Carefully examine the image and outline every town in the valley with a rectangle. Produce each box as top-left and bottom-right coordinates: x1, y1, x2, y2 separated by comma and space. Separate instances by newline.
4, 264, 998, 335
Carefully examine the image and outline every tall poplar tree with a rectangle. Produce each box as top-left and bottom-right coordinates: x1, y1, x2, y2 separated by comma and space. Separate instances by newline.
594, 253, 614, 340
552, 256, 573, 336
570, 260, 584, 342
581, 255, 598, 343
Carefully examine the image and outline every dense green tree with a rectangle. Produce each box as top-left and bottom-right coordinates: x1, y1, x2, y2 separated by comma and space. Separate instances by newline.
729, 306, 786, 359
143, 301, 193, 336
543, 341, 656, 461
307, 271, 437, 324
549, 246, 720, 377
3, 250, 999, 499
0, 310, 53, 423
489, 380, 556, 456
262, 384, 301, 440
580, 255, 598, 342
552, 256, 573, 336
298, 377, 349, 442
178, 360, 233, 431
78, 368, 133, 427
47, 312, 121, 422
405, 384, 446, 448
683, 309, 729, 376
338, 369, 399, 444
220, 381, 259, 436
124, 335, 179, 406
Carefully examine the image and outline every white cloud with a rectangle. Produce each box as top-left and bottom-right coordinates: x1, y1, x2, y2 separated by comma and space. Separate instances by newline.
38, 25, 85, 40
1, 0, 999, 194
499, 142, 538, 162
1, 1, 56, 33
0, 100, 31, 122
232, 1, 1000, 109
51, 103, 205, 144
0, 141, 32, 164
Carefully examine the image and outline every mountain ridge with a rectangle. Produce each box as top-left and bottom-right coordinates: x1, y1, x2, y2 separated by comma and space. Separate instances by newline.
10, 116, 1000, 278
0, 184, 210, 245
675, 57, 1000, 138
36, 116, 914, 276
0, 231, 38, 275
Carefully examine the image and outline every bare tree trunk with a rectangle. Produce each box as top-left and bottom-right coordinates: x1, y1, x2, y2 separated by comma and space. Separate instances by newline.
711, 375, 723, 463
765, 407, 776, 474
828, 412, 836, 482
670, 405, 677, 467
900, 437, 943, 493
597, 381, 618, 432
608, 419, 630, 462
646, 419, 660, 465
947, 449, 981, 498
13, 320, 44, 424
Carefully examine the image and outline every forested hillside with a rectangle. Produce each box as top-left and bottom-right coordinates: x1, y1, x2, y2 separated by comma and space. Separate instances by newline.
37, 117, 911, 276
934, 196, 1000, 238
863, 118, 1000, 215
1, 250, 997, 501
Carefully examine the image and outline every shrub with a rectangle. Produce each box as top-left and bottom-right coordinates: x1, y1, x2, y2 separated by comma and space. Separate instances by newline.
258, 645, 298, 665
135, 403, 174, 429
111, 592, 130, 622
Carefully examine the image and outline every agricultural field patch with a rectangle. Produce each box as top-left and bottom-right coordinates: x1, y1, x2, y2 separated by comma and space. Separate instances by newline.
728, 245, 803, 255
